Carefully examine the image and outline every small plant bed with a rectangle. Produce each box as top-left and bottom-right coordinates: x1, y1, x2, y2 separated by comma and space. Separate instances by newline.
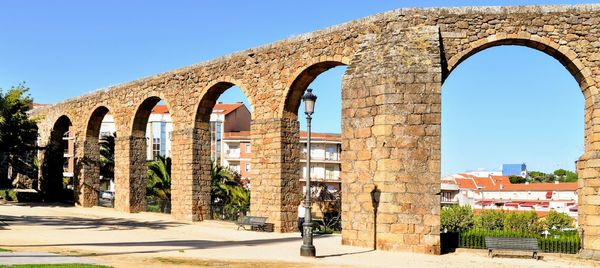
0, 189, 41, 202
0, 248, 12, 252
441, 205, 581, 254
0, 264, 110, 268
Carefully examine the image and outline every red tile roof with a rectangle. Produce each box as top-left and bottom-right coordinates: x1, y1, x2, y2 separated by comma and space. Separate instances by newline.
455, 178, 477, 189
446, 174, 577, 192
300, 131, 341, 141
212, 103, 244, 115
144, 103, 245, 115
151, 105, 169, 114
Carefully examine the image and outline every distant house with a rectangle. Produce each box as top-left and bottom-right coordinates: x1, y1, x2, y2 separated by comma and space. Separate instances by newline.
502, 163, 527, 178
440, 172, 578, 224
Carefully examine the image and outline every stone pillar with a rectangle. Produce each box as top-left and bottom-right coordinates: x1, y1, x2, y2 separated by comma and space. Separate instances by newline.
250, 117, 301, 232
578, 84, 600, 258
76, 138, 100, 207
114, 135, 146, 212
341, 25, 442, 254
170, 127, 210, 221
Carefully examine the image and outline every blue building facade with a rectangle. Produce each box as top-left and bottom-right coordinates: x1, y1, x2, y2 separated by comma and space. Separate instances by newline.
502, 163, 527, 177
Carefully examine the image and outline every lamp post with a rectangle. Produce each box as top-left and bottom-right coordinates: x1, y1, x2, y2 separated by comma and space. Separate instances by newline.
370, 185, 381, 250
300, 88, 317, 257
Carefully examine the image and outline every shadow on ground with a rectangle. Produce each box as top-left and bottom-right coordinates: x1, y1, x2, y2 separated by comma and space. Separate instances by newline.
2, 237, 312, 257
0, 213, 182, 231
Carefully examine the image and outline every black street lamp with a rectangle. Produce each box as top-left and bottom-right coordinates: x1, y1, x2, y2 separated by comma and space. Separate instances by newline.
300, 88, 317, 257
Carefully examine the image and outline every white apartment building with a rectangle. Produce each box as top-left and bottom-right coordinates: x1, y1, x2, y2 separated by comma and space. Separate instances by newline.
98, 102, 342, 192
441, 172, 579, 223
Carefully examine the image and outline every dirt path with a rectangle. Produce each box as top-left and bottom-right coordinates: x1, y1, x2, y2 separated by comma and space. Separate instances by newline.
1, 203, 598, 268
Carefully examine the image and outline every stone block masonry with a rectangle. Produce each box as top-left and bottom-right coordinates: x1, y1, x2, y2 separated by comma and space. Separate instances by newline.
30, 4, 600, 256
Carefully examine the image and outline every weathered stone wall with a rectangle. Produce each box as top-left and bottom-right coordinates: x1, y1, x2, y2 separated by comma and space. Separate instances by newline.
30, 4, 600, 255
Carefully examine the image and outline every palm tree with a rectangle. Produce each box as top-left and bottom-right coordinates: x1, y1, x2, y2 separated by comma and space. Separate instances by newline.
99, 133, 115, 180
146, 156, 171, 213
210, 163, 250, 220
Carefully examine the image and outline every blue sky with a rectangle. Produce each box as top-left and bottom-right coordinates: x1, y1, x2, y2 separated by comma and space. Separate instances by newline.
1, 0, 596, 175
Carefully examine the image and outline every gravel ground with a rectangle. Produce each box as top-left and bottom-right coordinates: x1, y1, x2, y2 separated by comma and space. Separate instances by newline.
0, 203, 597, 268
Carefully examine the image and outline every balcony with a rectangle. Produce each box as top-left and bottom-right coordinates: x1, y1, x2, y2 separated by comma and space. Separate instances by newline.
300, 152, 341, 163
440, 191, 458, 204
224, 149, 240, 159
299, 175, 340, 182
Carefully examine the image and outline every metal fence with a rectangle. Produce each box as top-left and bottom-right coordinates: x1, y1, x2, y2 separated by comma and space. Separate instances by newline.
209, 205, 245, 222
146, 196, 171, 214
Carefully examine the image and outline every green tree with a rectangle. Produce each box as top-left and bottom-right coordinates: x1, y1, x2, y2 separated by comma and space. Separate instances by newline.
0, 84, 39, 188
509, 175, 526, 184
553, 169, 567, 177
210, 163, 250, 218
475, 210, 505, 230
441, 205, 475, 233
503, 211, 541, 233
543, 210, 574, 230
563, 171, 578, 182
528, 171, 556, 183
146, 156, 171, 212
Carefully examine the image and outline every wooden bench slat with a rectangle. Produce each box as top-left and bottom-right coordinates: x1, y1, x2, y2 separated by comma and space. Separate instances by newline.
237, 216, 269, 231
485, 236, 540, 260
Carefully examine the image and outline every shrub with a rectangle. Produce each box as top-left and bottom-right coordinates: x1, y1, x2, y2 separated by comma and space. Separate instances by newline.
504, 211, 542, 233
458, 229, 580, 253
459, 229, 539, 249
475, 210, 504, 230
0, 189, 40, 202
441, 205, 474, 233
543, 210, 574, 230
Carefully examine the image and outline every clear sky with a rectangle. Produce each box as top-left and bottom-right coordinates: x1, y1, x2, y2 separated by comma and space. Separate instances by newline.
1, 0, 596, 175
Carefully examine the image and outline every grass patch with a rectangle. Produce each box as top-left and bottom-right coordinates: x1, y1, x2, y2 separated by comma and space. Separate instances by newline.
0, 248, 12, 252
0, 264, 110, 268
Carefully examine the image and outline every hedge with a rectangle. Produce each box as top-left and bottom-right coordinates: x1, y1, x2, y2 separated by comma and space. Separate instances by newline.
458, 229, 581, 254
0, 189, 41, 202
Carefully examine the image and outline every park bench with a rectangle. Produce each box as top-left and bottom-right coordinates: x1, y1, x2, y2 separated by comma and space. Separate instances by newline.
236, 216, 268, 231
485, 236, 540, 260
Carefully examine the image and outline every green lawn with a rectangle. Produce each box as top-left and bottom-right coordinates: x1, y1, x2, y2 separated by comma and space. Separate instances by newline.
0, 248, 12, 252
0, 264, 109, 268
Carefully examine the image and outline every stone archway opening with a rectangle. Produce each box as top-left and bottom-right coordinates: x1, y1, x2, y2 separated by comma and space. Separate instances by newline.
282, 61, 347, 234
41, 115, 75, 203
441, 42, 585, 250
82, 106, 116, 208
194, 82, 253, 222
128, 96, 173, 214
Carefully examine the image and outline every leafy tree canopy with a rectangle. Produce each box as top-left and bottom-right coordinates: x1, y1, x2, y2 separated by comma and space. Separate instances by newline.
543, 210, 574, 229
0, 84, 38, 157
441, 205, 474, 233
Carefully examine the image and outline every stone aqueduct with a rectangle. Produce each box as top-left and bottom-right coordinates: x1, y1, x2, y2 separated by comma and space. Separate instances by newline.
30, 5, 600, 255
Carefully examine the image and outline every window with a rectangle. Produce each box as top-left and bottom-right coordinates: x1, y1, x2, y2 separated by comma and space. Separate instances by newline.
246, 144, 251, 153
152, 138, 161, 160
245, 163, 251, 172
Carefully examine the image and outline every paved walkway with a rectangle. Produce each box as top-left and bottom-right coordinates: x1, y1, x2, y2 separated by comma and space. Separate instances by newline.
0, 203, 596, 267
0, 251, 102, 265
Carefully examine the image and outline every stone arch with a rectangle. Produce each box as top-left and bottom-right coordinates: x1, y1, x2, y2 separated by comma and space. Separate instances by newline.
445, 33, 597, 161
446, 34, 596, 96
281, 59, 350, 119
189, 80, 253, 220
78, 105, 114, 207
264, 59, 349, 231
41, 115, 74, 202
194, 80, 253, 124
85, 105, 112, 139
443, 34, 596, 251
132, 96, 164, 138
119, 96, 174, 212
